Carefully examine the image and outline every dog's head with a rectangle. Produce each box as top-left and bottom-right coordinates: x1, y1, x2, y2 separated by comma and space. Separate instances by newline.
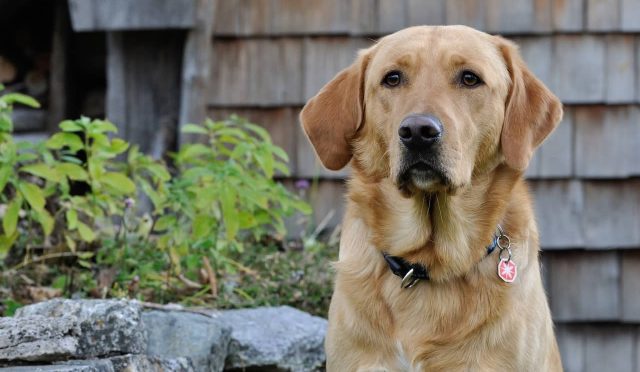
301, 26, 562, 195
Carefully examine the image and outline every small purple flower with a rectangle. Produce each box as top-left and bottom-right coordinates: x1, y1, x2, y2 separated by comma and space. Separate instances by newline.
295, 179, 310, 190
124, 197, 136, 209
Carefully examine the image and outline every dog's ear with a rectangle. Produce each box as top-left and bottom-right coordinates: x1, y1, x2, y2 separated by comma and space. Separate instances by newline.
497, 38, 563, 171
299, 51, 370, 170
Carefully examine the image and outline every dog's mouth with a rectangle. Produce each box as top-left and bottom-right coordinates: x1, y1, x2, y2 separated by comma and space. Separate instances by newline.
397, 161, 451, 196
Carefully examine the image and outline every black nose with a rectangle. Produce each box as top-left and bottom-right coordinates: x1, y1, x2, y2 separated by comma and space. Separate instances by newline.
398, 114, 443, 150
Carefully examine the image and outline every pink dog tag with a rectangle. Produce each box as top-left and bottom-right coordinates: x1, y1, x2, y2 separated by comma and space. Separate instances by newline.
498, 258, 517, 283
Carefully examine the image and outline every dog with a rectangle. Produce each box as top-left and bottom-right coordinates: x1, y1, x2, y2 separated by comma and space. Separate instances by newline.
300, 26, 563, 371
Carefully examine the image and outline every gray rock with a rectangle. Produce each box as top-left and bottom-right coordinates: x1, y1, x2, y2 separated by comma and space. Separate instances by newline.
109, 354, 194, 372
54, 359, 115, 372
142, 310, 231, 372
0, 360, 112, 372
15, 299, 147, 358
0, 315, 79, 362
219, 306, 327, 372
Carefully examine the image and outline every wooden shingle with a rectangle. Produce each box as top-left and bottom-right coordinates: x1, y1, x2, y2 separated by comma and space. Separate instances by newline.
587, 0, 620, 31
530, 180, 584, 248
377, 0, 408, 33
237, 0, 272, 36
574, 106, 640, 178
406, 0, 447, 27
621, 0, 640, 31
270, 0, 351, 35
556, 325, 638, 372
351, 0, 378, 35
209, 39, 304, 106
212, 0, 240, 35
553, 36, 606, 103
548, 251, 620, 321
513, 36, 554, 91
555, 324, 585, 372
484, 0, 552, 33
283, 179, 347, 237
525, 105, 573, 178
307, 179, 348, 230
552, 0, 584, 31
621, 251, 640, 322
68, 0, 196, 31
605, 35, 636, 103
582, 180, 640, 248
445, 0, 486, 30
583, 326, 635, 372
303, 37, 372, 101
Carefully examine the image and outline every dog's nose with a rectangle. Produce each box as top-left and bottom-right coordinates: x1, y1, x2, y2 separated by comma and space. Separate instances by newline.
398, 114, 443, 150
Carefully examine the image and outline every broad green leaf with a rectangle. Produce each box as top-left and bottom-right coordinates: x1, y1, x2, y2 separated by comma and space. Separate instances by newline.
154, 215, 176, 231
238, 211, 257, 229
181, 124, 208, 134
59, 120, 83, 132
169, 246, 182, 275
0, 232, 18, 255
91, 120, 118, 134
245, 122, 271, 142
178, 144, 210, 162
46, 132, 84, 151
60, 155, 83, 164
273, 161, 290, 176
215, 128, 246, 140
270, 145, 289, 162
77, 259, 92, 269
108, 138, 129, 154
77, 221, 95, 242
0, 166, 11, 193
66, 209, 78, 229
77, 252, 94, 259
56, 163, 88, 181
145, 163, 171, 181
3, 197, 21, 235
20, 163, 62, 182
64, 234, 76, 252
220, 185, 239, 241
255, 148, 274, 178
291, 198, 312, 215
16, 152, 38, 162
35, 209, 54, 236
0, 113, 12, 132
17, 182, 45, 211
100, 172, 135, 194
1, 93, 40, 108
192, 215, 214, 240
139, 181, 164, 211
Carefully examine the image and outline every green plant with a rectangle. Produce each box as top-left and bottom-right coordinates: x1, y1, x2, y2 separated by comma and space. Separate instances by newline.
0, 91, 315, 308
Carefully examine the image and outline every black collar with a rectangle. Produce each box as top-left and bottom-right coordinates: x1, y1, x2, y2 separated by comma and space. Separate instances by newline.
383, 230, 500, 289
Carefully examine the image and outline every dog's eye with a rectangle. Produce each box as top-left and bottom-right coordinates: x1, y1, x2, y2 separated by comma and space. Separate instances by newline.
460, 71, 482, 87
382, 71, 403, 87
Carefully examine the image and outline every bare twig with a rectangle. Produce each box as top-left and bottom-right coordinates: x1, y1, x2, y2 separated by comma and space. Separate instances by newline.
202, 256, 217, 298
177, 273, 202, 289
11, 252, 80, 271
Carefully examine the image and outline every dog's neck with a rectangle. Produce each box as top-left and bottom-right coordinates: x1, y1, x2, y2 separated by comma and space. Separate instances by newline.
347, 164, 527, 282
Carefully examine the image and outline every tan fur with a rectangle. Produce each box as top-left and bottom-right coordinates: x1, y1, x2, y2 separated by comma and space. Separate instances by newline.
301, 26, 563, 371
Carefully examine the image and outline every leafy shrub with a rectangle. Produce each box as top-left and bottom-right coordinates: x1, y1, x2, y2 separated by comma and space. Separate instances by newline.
0, 85, 332, 314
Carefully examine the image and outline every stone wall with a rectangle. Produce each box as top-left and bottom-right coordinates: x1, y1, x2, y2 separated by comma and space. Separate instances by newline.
0, 299, 327, 372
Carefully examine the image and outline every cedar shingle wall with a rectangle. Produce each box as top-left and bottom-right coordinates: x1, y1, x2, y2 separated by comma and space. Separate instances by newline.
208, 1, 640, 369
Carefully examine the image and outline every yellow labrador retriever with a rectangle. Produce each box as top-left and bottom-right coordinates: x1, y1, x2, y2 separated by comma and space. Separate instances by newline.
300, 26, 563, 371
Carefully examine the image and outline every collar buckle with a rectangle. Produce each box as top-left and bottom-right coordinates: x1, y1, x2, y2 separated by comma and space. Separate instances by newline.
401, 268, 420, 289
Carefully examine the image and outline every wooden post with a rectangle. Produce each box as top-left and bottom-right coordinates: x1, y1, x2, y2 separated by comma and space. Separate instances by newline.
47, 0, 70, 132
178, 0, 216, 147
106, 31, 185, 158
